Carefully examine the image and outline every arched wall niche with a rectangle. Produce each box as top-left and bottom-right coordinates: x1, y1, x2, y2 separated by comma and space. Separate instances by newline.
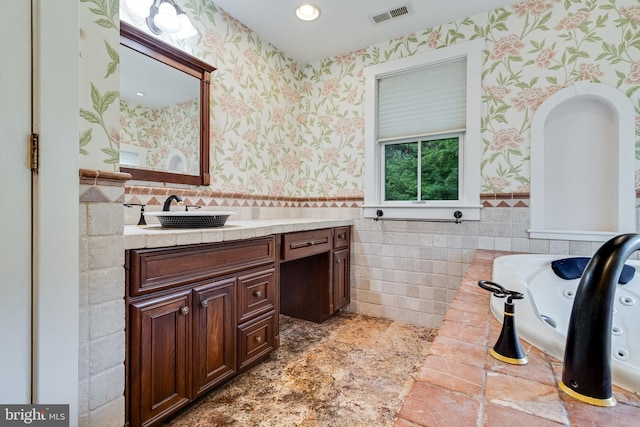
529, 81, 636, 241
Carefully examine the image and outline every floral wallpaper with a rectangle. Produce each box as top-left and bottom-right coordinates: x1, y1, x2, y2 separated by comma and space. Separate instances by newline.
478, 0, 639, 193
120, 98, 200, 174
79, 0, 640, 197
79, 0, 120, 169
299, 0, 640, 195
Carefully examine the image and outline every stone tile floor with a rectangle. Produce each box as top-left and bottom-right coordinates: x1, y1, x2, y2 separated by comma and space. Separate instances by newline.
165, 312, 436, 426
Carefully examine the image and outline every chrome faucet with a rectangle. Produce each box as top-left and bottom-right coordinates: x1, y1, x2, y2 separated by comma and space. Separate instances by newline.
162, 195, 183, 211
560, 233, 640, 407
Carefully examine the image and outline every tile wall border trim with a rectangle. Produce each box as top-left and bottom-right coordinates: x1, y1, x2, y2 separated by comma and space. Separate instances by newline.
79, 169, 130, 203
124, 184, 365, 208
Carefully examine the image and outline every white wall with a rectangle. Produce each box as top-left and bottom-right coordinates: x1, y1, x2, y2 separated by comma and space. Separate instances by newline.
0, 0, 32, 404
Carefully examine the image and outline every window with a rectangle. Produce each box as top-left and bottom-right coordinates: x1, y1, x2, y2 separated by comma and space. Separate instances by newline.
363, 40, 483, 221
383, 134, 461, 202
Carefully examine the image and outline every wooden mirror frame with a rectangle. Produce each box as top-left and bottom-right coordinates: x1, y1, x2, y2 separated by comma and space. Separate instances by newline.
119, 21, 215, 186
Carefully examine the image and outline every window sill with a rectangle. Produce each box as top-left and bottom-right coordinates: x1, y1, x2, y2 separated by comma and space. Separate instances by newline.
362, 204, 482, 221
528, 229, 626, 242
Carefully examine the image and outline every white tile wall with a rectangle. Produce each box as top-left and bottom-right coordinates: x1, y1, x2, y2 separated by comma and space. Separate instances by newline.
79, 180, 126, 427
349, 217, 469, 327
344, 205, 640, 328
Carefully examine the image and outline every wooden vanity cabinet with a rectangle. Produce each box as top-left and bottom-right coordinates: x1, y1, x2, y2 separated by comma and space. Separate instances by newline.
125, 237, 276, 427
279, 226, 351, 323
125, 227, 350, 426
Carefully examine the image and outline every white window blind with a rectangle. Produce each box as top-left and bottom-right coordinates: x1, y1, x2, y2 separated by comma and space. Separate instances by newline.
377, 58, 467, 140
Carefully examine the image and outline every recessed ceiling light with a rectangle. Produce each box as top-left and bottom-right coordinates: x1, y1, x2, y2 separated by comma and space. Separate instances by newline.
296, 4, 320, 21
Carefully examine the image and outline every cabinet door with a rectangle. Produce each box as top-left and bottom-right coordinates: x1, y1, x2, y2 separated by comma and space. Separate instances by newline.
192, 279, 236, 397
333, 248, 350, 311
129, 292, 191, 427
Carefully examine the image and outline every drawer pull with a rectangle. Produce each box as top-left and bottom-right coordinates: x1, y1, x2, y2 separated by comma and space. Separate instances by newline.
254, 336, 262, 343
180, 306, 190, 315
201, 300, 208, 308
253, 290, 262, 298
338, 233, 346, 240
289, 237, 328, 250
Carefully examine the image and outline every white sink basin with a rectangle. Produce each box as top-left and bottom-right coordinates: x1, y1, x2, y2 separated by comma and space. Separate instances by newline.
144, 211, 236, 229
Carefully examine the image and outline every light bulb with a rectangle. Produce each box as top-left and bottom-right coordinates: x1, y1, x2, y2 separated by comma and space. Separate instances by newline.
176, 14, 197, 39
154, 2, 180, 33
125, 0, 153, 18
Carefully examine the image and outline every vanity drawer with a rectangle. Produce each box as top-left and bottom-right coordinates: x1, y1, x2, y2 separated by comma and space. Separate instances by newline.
127, 236, 275, 297
281, 229, 332, 261
333, 226, 351, 249
237, 268, 276, 324
237, 311, 275, 372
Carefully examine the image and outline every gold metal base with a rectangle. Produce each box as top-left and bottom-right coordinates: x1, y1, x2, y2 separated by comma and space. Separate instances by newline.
558, 381, 617, 407
490, 348, 528, 365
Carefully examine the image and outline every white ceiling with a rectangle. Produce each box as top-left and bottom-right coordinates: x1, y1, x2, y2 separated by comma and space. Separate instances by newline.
211, 0, 522, 64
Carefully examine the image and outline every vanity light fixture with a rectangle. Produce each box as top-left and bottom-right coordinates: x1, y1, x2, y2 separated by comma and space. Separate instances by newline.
125, 0, 153, 18
153, 1, 181, 33
125, 0, 197, 39
296, 4, 320, 21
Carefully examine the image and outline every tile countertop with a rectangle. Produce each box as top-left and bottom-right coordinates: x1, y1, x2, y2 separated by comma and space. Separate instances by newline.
396, 250, 640, 427
124, 218, 353, 250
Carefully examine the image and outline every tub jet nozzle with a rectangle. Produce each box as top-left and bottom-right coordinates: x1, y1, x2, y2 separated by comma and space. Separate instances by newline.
478, 280, 528, 365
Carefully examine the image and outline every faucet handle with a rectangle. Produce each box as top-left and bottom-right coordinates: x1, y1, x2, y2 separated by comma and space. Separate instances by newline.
124, 203, 147, 226
478, 280, 524, 302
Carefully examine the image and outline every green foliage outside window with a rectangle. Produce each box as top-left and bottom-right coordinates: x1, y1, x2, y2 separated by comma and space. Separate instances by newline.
421, 138, 458, 200
385, 137, 459, 201
385, 143, 418, 200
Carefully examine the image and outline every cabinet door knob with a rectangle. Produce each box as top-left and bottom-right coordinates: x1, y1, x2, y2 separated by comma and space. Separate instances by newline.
180, 306, 190, 315
200, 300, 208, 308
254, 336, 262, 343
253, 290, 262, 298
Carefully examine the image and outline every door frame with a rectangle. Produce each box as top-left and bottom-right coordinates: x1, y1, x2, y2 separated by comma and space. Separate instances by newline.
31, 0, 80, 423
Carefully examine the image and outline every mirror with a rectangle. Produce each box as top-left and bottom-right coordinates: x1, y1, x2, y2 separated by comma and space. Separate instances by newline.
119, 21, 215, 186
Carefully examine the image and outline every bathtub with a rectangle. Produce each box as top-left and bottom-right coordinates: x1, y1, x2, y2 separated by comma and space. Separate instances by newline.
491, 254, 640, 393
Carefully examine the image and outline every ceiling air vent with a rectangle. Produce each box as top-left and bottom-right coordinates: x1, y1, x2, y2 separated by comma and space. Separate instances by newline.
370, 4, 412, 24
